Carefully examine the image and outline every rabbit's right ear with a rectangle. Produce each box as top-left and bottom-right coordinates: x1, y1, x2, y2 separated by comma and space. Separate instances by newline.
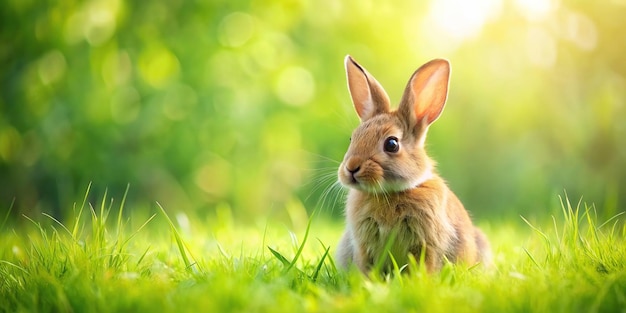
398, 59, 450, 141
345, 55, 390, 121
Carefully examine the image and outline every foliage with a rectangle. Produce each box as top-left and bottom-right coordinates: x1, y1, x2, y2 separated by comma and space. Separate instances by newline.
1, 0, 625, 221
1, 194, 625, 312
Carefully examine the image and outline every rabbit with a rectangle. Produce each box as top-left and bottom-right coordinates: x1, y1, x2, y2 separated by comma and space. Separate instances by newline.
335, 55, 492, 274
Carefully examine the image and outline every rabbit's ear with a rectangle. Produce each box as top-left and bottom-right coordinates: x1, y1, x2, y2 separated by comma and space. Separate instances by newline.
399, 59, 450, 134
345, 55, 390, 121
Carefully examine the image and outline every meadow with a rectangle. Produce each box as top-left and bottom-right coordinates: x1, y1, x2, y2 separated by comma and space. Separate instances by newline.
1, 190, 624, 312
2, 0, 626, 311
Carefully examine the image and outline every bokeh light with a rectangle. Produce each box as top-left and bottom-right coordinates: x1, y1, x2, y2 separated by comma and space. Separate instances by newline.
0, 0, 624, 223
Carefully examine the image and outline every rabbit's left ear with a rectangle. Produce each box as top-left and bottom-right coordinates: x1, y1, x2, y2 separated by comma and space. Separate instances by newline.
399, 59, 450, 133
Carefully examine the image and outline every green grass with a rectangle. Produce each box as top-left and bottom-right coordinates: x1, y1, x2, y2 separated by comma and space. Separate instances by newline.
1, 193, 625, 313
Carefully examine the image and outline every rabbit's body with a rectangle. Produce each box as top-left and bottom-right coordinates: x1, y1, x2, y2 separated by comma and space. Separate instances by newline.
336, 56, 491, 273
337, 176, 489, 272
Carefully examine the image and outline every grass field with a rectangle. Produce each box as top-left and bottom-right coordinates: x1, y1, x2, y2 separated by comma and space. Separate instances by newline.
1, 192, 625, 313
3, 1, 625, 312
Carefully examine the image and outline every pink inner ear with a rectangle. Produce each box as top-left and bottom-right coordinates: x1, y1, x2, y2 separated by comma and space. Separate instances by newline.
411, 60, 450, 126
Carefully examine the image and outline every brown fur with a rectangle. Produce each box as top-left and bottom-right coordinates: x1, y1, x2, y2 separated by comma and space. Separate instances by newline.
336, 56, 492, 273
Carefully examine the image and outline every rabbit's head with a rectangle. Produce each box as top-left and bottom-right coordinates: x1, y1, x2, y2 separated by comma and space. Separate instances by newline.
338, 56, 451, 194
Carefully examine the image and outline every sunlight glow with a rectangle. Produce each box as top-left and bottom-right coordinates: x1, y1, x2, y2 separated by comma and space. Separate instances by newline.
427, 0, 502, 42
64, 0, 120, 46
561, 10, 597, 51
275, 66, 315, 106
515, 0, 557, 21
218, 12, 255, 48
526, 27, 557, 68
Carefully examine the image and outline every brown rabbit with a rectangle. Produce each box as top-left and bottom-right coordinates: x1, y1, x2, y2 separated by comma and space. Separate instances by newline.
335, 55, 491, 273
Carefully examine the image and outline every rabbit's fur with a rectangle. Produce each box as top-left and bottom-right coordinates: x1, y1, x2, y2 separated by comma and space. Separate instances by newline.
336, 56, 491, 273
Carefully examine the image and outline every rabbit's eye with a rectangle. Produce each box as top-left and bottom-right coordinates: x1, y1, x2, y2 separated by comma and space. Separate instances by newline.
383, 136, 400, 153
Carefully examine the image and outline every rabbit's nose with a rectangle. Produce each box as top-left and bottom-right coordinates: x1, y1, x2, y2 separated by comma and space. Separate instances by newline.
347, 165, 361, 174
345, 157, 362, 174
345, 164, 361, 183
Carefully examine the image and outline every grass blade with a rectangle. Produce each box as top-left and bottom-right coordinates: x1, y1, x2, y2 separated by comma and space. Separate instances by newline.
311, 245, 330, 282
121, 213, 156, 248
157, 202, 192, 270
520, 215, 550, 245
116, 183, 130, 236
42, 213, 72, 237
136, 246, 151, 267
523, 247, 542, 269
268, 246, 291, 267
285, 211, 315, 273
0, 260, 29, 275
597, 211, 625, 230
72, 182, 91, 238
372, 227, 399, 274
1, 198, 14, 232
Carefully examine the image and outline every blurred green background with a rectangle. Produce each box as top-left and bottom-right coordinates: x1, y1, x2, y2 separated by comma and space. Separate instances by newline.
1, 0, 624, 223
